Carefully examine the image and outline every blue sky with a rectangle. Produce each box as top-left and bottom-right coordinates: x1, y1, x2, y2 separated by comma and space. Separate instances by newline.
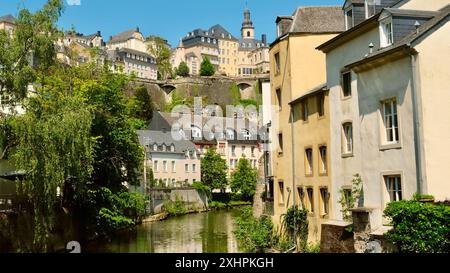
1, 0, 343, 47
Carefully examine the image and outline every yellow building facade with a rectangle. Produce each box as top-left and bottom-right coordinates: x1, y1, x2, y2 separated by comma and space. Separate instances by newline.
269, 6, 345, 242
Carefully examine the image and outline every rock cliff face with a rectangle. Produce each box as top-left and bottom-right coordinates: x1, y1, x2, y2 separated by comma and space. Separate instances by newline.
131, 76, 267, 111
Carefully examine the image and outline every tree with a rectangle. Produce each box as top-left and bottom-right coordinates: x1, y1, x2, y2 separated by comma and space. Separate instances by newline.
176, 61, 190, 77
200, 57, 215, 76
7, 94, 94, 252
128, 84, 154, 125
201, 148, 228, 192
230, 157, 257, 200
147, 36, 172, 80
0, 0, 63, 105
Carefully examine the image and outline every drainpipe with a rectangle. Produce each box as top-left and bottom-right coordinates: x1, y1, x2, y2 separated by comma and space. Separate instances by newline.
290, 107, 297, 208
410, 52, 424, 195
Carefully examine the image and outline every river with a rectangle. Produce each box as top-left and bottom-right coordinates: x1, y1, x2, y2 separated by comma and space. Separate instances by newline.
85, 209, 242, 253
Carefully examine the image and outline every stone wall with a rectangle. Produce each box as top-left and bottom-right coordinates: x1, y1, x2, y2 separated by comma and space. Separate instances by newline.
320, 220, 355, 253
150, 188, 208, 214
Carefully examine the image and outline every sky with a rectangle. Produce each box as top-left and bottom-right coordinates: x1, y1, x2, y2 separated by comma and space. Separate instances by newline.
0, 0, 343, 47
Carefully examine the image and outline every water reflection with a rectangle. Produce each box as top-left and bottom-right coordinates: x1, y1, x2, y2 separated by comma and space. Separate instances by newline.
86, 209, 241, 253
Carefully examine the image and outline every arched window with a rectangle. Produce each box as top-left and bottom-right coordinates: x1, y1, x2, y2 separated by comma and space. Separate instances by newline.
191, 125, 202, 139
247, 31, 251, 37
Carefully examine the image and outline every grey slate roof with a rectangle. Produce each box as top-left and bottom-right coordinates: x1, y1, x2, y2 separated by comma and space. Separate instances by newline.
384, 8, 439, 18
289, 6, 346, 33
137, 130, 197, 154
208, 24, 239, 41
109, 28, 140, 44
0, 14, 15, 24
347, 4, 450, 69
290, 83, 328, 105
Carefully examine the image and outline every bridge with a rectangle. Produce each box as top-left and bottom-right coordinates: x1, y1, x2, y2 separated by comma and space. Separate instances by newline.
133, 74, 270, 95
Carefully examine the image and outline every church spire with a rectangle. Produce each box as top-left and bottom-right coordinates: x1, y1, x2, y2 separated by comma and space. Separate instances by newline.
241, 7, 255, 39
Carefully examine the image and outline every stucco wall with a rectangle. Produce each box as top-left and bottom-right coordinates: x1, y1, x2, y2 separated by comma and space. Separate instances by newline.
415, 20, 450, 201
396, 0, 450, 11
356, 57, 417, 229
326, 26, 380, 221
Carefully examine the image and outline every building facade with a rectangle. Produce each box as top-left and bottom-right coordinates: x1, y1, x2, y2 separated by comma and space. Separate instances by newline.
138, 130, 201, 188
269, 6, 345, 242
108, 48, 158, 80
317, 0, 450, 231
172, 8, 269, 77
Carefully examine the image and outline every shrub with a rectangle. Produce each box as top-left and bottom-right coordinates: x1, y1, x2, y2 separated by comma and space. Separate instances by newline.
200, 57, 215, 76
281, 206, 309, 252
384, 200, 450, 253
233, 207, 273, 253
176, 61, 189, 77
163, 194, 187, 216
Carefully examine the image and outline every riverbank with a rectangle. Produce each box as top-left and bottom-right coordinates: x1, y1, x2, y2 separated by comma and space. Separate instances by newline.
142, 201, 251, 223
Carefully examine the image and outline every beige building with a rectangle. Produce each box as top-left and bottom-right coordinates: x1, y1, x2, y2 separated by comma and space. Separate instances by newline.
108, 48, 158, 80
0, 14, 15, 34
138, 130, 201, 188
317, 0, 450, 231
172, 8, 269, 77
269, 6, 345, 242
106, 27, 147, 52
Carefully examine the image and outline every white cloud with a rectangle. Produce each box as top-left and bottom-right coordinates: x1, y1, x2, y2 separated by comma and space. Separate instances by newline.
67, 0, 81, 6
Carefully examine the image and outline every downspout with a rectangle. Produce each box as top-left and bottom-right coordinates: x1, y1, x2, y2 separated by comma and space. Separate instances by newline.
410, 52, 424, 195
290, 107, 297, 208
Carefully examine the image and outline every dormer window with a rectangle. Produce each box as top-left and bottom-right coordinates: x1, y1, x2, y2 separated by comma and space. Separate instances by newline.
365, 0, 380, 19
345, 6, 354, 30
380, 17, 394, 48
201, 37, 205, 42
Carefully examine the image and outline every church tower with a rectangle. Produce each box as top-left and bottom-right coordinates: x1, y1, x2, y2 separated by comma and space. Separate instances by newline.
241, 8, 255, 39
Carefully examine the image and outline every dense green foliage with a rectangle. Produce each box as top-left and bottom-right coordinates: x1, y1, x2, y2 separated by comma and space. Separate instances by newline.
199, 57, 215, 76
0, 0, 63, 102
384, 200, 450, 253
281, 206, 309, 252
233, 207, 273, 253
176, 61, 190, 77
163, 194, 187, 216
230, 158, 257, 201
201, 148, 228, 192
192, 181, 212, 200
0, 1, 149, 251
127, 84, 154, 126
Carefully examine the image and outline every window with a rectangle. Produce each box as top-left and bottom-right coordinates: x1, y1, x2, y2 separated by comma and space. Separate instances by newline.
242, 146, 246, 155
385, 175, 402, 202
342, 188, 352, 209
278, 133, 284, 155
320, 188, 330, 216
278, 181, 285, 205
297, 187, 306, 209
382, 99, 399, 144
305, 148, 313, 175
365, 0, 380, 18
318, 94, 325, 117
230, 159, 234, 169
153, 161, 159, 172
226, 129, 235, 140
247, 31, 251, 37
342, 71, 352, 97
251, 147, 256, 157
231, 145, 236, 156
302, 101, 309, 122
274, 52, 280, 75
380, 17, 394, 47
319, 146, 327, 174
172, 161, 176, 172
345, 7, 353, 30
343, 123, 353, 155
185, 164, 189, 173
276, 88, 282, 111
307, 188, 314, 213
163, 161, 168, 172
192, 164, 197, 173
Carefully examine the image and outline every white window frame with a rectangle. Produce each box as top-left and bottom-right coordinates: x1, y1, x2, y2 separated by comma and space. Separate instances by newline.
384, 175, 403, 202
343, 122, 353, 155
345, 6, 354, 30
380, 16, 394, 48
381, 99, 399, 145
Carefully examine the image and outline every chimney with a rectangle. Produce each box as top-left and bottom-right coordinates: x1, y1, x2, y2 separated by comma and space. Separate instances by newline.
261, 34, 267, 46
136, 26, 140, 33
369, 43, 374, 54
97, 31, 101, 36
